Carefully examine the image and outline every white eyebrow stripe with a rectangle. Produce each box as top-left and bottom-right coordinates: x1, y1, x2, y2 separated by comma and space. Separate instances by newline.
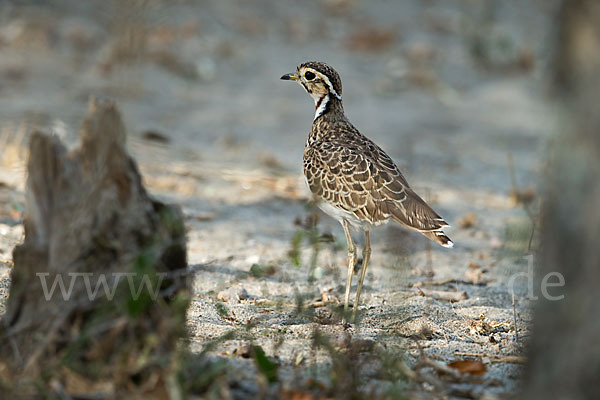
321, 74, 342, 99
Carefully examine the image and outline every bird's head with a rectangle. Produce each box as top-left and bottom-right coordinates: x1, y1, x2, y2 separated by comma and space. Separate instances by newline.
281, 61, 343, 118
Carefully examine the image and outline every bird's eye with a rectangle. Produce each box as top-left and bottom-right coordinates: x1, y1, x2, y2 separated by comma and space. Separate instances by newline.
304, 71, 316, 81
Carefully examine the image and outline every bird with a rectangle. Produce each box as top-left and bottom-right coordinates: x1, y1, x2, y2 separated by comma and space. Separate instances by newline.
281, 61, 453, 322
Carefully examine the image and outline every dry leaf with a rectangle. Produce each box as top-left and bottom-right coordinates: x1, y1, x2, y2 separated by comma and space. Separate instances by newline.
447, 359, 487, 376
469, 314, 511, 336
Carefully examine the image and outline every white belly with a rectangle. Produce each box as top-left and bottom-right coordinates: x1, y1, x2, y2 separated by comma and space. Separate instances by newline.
316, 200, 390, 232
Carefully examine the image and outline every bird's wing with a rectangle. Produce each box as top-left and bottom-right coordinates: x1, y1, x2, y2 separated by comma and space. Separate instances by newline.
304, 136, 452, 246
304, 139, 404, 224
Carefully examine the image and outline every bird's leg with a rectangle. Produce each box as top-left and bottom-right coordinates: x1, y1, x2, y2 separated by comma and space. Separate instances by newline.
341, 220, 356, 322
353, 231, 371, 322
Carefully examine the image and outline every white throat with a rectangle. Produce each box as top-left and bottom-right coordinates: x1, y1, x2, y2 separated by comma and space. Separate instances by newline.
314, 94, 329, 121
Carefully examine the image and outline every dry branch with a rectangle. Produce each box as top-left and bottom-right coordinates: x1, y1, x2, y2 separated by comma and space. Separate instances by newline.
417, 288, 468, 302
454, 352, 527, 364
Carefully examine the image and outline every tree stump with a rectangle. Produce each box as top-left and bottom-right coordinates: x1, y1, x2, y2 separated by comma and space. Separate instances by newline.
0, 99, 189, 398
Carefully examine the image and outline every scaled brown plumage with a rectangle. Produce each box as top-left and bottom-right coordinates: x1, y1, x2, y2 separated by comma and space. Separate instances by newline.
305, 110, 452, 247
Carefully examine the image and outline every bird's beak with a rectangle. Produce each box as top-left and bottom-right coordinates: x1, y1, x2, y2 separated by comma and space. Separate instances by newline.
280, 72, 299, 81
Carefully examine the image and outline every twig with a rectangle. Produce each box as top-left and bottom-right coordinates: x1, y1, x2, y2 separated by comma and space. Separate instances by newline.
524, 201, 537, 252
492, 356, 527, 364
507, 153, 519, 198
418, 288, 467, 302
411, 278, 488, 288
6, 328, 22, 366
396, 360, 417, 380
507, 153, 537, 251
527, 198, 542, 251
23, 308, 72, 374
407, 345, 448, 391
512, 292, 519, 345
453, 352, 527, 364
425, 240, 433, 275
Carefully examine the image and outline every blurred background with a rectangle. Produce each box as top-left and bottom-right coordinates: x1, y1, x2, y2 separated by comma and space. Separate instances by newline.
0, 0, 557, 186
0, 0, 567, 398
0, 0, 558, 261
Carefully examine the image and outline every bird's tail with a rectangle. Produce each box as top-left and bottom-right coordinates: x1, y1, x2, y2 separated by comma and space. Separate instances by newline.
421, 229, 454, 248
389, 188, 454, 248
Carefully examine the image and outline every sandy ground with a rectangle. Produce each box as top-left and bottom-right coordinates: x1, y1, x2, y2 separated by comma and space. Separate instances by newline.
0, 0, 560, 398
